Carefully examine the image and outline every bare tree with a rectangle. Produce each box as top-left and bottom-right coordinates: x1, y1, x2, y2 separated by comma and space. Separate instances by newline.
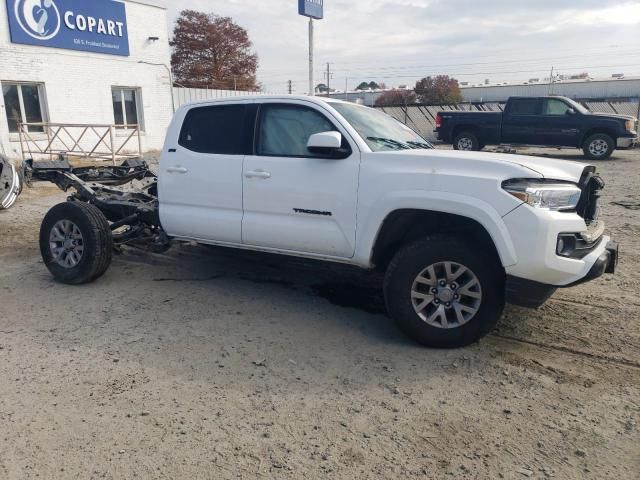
171, 10, 259, 90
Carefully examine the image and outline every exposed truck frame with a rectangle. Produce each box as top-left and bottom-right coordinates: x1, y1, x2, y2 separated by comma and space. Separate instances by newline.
23, 157, 171, 252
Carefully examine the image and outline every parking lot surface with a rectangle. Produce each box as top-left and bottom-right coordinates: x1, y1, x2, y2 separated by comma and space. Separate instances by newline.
1, 147, 638, 479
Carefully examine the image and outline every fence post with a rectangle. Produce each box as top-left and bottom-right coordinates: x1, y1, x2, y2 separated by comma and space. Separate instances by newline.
137, 126, 142, 159
18, 124, 26, 160
109, 126, 116, 165
47, 123, 54, 160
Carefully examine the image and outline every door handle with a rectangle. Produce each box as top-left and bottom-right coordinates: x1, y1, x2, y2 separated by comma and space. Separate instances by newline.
166, 166, 188, 174
245, 170, 271, 179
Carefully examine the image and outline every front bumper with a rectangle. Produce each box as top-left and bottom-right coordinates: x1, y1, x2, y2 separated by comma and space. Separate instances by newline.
617, 136, 637, 149
506, 241, 619, 308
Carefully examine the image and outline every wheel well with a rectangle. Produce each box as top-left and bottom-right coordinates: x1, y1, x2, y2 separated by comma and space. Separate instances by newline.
452, 125, 479, 139
582, 129, 617, 147
371, 209, 502, 271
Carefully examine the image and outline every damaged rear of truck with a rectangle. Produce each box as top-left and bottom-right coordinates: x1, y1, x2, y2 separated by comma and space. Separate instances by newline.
22, 157, 170, 284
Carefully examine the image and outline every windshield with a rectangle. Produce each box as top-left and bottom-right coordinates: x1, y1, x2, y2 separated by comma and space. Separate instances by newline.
564, 97, 589, 114
330, 102, 433, 152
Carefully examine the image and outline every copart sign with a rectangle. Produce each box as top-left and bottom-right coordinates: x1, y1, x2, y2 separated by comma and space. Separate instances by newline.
5, 0, 130, 56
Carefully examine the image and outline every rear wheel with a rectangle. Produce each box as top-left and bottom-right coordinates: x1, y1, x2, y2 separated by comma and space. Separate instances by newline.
384, 236, 504, 348
453, 131, 481, 151
40, 202, 113, 284
583, 133, 614, 160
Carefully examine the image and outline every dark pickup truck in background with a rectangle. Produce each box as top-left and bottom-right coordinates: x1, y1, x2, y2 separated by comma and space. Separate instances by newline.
435, 96, 638, 159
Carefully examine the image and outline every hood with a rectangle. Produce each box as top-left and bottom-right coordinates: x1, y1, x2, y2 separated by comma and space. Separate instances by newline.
588, 112, 636, 121
386, 149, 589, 183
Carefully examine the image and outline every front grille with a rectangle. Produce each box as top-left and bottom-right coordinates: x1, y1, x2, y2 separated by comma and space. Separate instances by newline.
576, 167, 604, 225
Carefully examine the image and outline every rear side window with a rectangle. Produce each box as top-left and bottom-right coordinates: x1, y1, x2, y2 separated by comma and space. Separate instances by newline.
179, 105, 247, 154
509, 99, 539, 116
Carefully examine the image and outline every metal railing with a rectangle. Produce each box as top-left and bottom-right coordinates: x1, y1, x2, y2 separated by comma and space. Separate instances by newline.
18, 123, 143, 164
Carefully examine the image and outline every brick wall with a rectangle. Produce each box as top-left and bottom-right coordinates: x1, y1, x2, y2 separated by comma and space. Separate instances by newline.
0, 0, 173, 160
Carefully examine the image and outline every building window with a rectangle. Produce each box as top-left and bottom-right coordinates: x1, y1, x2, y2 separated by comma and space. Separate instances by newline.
111, 87, 143, 130
2, 82, 47, 133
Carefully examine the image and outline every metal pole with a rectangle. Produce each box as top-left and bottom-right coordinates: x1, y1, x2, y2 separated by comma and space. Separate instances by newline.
137, 125, 142, 159
165, 65, 176, 113
308, 18, 314, 96
109, 126, 116, 166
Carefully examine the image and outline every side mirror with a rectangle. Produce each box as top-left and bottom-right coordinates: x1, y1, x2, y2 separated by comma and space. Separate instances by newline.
307, 131, 350, 159
566, 108, 576, 115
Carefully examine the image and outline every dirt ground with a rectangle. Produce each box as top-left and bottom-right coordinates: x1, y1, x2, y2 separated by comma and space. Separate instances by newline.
1, 147, 638, 479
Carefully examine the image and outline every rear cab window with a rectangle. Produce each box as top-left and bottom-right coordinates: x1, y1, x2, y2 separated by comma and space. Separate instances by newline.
179, 104, 254, 155
508, 98, 540, 116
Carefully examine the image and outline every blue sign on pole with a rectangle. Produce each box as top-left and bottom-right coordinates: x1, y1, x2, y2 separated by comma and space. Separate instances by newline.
298, 0, 323, 20
5, 0, 130, 56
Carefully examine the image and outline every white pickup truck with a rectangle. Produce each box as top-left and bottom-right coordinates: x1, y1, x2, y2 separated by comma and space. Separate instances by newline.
24, 95, 618, 348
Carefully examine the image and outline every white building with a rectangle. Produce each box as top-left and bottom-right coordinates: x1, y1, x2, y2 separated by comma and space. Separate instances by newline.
460, 77, 640, 103
0, 0, 173, 160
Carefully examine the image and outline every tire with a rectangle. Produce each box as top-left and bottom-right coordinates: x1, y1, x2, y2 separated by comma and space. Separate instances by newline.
40, 202, 113, 284
583, 133, 614, 160
384, 236, 505, 348
453, 131, 480, 151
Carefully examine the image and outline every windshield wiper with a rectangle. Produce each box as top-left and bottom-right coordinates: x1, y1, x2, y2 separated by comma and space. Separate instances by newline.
366, 137, 412, 150
407, 141, 433, 149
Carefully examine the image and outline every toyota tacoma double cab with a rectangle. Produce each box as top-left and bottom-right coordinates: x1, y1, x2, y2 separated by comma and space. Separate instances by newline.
435, 96, 638, 160
24, 96, 618, 348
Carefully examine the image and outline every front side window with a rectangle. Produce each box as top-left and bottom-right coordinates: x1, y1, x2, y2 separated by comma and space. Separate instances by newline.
179, 104, 248, 155
2, 82, 46, 133
257, 104, 338, 157
543, 99, 572, 116
112, 87, 143, 130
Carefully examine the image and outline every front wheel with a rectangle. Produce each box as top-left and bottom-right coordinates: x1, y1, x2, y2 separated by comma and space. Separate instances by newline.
583, 133, 614, 160
40, 202, 113, 284
384, 236, 505, 348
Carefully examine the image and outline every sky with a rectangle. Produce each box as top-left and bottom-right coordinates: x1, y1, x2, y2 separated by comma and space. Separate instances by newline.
159, 0, 640, 94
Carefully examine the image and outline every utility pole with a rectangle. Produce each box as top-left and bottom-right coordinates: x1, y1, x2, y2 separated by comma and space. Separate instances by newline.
308, 18, 314, 96
548, 66, 555, 95
325, 63, 333, 94
288, 80, 293, 95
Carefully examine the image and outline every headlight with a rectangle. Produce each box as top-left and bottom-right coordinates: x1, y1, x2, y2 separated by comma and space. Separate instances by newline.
502, 180, 582, 211
626, 119, 637, 133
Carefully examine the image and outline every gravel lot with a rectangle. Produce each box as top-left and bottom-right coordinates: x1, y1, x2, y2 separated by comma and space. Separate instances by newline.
1, 147, 638, 479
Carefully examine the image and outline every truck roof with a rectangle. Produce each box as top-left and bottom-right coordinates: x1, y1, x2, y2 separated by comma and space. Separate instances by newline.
178, 95, 352, 109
